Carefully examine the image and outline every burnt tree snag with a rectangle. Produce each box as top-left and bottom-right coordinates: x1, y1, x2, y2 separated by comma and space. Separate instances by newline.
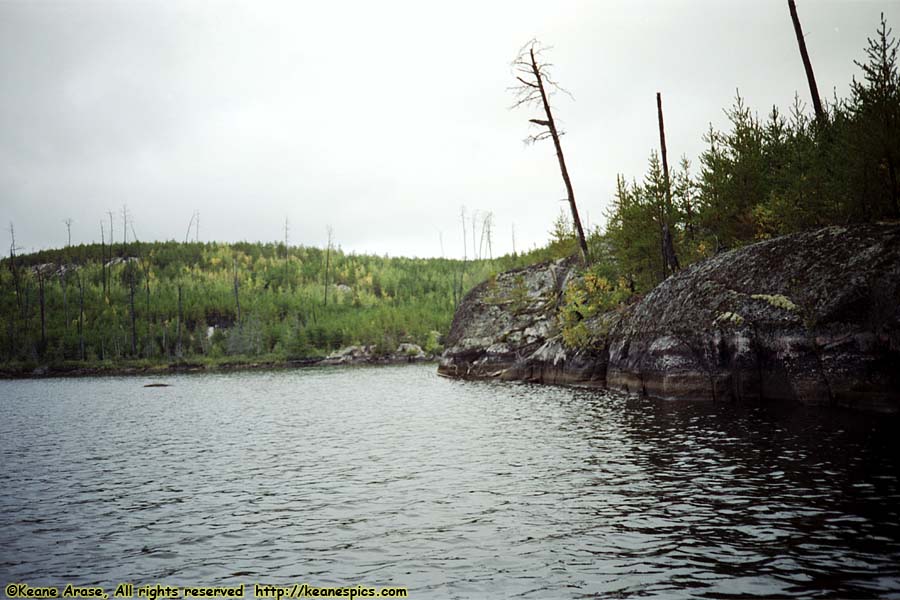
512, 40, 589, 262
788, 0, 825, 123
656, 92, 681, 276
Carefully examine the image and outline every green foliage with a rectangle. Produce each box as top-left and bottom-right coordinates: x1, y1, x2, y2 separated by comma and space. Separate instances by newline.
602, 15, 900, 297
547, 208, 579, 259
559, 264, 630, 349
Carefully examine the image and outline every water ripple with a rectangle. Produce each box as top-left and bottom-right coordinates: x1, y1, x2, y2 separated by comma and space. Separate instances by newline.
1, 365, 899, 598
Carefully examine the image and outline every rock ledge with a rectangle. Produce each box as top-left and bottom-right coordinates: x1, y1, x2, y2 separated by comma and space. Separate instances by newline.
439, 225, 900, 413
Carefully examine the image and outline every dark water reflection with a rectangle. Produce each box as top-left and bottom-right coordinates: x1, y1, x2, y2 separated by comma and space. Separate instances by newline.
1, 365, 898, 598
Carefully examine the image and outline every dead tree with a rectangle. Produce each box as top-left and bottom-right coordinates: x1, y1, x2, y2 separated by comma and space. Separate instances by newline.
480, 212, 494, 260
460, 207, 467, 262
8, 223, 23, 355
512, 40, 589, 262
788, 0, 825, 123
457, 206, 467, 305
121, 205, 128, 253
184, 212, 196, 244
64, 218, 73, 246
471, 210, 478, 260
656, 92, 681, 276
106, 210, 115, 258
8, 223, 22, 318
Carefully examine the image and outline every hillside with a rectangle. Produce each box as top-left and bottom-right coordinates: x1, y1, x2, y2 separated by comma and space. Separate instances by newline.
0, 239, 552, 370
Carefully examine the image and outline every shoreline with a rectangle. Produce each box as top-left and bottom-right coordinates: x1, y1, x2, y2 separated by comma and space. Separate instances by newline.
0, 356, 438, 380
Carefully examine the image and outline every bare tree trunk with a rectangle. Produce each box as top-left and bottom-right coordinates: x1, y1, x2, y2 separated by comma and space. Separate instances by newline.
107, 211, 115, 259
788, 0, 825, 123
8, 223, 22, 318
656, 92, 681, 276
457, 207, 467, 305
529, 48, 589, 262
121, 205, 128, 256
185, 212, 195, 244
478, 217, 486, 260
471, 212, 478, 260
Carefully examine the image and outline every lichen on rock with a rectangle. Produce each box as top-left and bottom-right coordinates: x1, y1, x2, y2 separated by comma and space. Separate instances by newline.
714, 311, 745, 326
751, 293, 799, 312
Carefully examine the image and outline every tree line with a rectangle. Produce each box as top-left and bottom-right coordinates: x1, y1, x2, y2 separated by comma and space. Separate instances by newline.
0, 236, 550, 366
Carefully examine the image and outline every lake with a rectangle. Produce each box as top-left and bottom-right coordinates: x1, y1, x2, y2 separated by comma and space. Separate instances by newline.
1, 364, 899, 598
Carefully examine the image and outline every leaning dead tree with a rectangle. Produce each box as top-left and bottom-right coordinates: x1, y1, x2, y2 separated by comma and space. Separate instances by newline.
788, 0, 825, 123
512, 39, 589, 262
656, 92, 681, 277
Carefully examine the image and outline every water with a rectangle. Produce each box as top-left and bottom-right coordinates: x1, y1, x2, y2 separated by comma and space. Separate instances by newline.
1, 364, 899, 599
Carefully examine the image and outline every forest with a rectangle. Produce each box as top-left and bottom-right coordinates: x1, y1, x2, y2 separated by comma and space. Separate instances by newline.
0, 230, 562, 368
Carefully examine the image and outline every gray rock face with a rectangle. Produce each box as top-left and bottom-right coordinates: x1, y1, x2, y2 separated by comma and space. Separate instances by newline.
439, 224, 900, 413
322, 344, 433, 365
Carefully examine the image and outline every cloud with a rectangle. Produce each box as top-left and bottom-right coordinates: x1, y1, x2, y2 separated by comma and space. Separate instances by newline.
0, 0, 895, 256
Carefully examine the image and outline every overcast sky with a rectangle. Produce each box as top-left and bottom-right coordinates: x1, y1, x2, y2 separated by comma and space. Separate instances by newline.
0, 0, 895, 258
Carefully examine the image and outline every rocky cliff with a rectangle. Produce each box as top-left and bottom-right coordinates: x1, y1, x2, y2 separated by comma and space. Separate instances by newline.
438, 224, 900, 413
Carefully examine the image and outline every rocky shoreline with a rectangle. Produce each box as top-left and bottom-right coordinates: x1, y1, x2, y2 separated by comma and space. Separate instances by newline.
0, 344, 436, 380
439, 224, 900, 413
